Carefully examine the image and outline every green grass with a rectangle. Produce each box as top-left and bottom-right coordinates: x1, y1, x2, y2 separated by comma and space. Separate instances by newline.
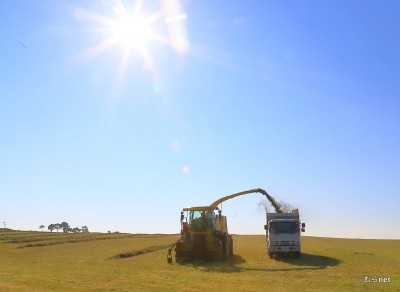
0, 231, 398, 291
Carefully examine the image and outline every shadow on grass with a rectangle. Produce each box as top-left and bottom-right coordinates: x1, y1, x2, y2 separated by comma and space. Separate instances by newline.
175, 253, 341, 273
275, 253, 342, 268
174, 255, 246, 273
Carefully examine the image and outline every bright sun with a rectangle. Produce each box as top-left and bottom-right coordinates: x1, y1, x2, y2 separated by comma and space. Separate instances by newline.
111, 11, 152, 50
74, 0, 188, 87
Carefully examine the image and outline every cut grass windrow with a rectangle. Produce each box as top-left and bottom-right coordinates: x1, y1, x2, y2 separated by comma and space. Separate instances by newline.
15, 234, 173, 248
3, 233, 129, 244
17, 235, 133, 248
1, 233, 169, 243
108, 243, 173, 260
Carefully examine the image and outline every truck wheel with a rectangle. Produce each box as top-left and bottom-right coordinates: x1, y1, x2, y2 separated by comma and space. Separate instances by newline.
269, 252, 273, 258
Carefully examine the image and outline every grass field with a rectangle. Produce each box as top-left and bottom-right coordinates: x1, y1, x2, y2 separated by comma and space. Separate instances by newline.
0, 231, 398, 291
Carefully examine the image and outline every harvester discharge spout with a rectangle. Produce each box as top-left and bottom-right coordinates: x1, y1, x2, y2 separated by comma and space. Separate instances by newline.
210, 188, 282, 213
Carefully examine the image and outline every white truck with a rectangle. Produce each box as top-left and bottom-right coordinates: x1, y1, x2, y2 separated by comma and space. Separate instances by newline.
264, 210, 305, 258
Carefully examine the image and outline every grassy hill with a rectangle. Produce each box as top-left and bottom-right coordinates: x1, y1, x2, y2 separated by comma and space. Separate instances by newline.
0, 231, 398, 291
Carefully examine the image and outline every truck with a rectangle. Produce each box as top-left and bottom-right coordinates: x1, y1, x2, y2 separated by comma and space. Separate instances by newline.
264, 210, 305, 258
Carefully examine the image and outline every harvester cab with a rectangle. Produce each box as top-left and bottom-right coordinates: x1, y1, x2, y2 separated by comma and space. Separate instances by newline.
183, 208, 214, 232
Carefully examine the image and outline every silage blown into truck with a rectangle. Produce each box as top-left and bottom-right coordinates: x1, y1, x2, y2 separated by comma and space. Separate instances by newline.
264, 210, 306, 258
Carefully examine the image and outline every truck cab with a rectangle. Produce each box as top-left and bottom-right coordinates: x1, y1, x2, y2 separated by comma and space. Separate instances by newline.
264, 212, 305, 258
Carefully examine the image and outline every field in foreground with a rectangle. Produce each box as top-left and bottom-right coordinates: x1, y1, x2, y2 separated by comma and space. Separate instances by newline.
0, 231, 398, 291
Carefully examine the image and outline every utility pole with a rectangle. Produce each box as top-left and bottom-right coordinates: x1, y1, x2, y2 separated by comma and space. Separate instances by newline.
0, 221, 5, 229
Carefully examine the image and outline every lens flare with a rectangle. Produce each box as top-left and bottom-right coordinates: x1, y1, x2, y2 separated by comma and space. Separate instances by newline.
72, 0, 189, 88
153, 84, 159, 93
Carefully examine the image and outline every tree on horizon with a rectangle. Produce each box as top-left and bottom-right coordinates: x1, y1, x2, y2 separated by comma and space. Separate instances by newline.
60, 222, 70, 233
48, 224, 55, 232
72, 227, 81, 233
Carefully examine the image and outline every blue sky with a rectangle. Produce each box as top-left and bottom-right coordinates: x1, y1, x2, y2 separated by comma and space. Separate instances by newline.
1, 0, 399, 239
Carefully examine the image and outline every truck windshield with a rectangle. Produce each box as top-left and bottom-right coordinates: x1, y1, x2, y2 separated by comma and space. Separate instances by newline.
270, 221, 299, 233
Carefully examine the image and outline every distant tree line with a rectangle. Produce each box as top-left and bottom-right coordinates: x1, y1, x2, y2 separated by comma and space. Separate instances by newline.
41, 222, 89, 233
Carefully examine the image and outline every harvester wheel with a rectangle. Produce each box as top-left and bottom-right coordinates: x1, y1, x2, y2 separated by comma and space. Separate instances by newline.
217, 239, 226, 262
221, 253, 226, 262
175, 256, 186, 264
229, 236, 234, 256
222, 237, 228, 261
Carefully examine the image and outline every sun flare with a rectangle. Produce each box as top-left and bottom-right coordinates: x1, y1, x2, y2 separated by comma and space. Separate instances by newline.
73, 0, 189, 88
111, 9, 153, 50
